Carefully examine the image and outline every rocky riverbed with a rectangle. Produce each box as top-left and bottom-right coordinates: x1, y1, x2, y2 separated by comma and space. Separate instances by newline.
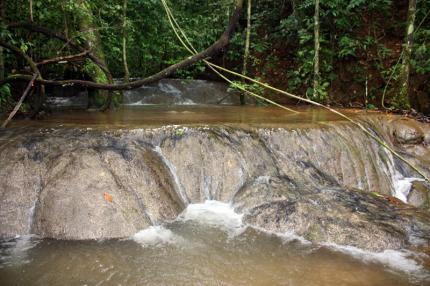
0, 107, 429, 253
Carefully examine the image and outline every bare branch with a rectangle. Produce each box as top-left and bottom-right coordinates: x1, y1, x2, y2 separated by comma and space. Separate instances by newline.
36, 50, 90, 66
1, 73, 37, 128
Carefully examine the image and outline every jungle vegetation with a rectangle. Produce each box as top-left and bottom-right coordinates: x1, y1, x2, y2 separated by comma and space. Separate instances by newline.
0, 0, 429, 115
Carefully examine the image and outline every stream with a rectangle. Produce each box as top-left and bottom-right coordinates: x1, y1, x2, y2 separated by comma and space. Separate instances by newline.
1, 103, 430, 285
1, 201, 429, 286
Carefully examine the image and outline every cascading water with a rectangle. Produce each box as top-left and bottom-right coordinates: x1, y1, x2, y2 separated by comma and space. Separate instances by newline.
153, 145, 190, 204
121, 79, 241, 106
1, 106, 430, 285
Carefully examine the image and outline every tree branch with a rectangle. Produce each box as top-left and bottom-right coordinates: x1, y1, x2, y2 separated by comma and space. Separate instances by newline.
1, 73, 37, 128
0, 40, 46, 115
4, 0, 244, 91
36, 50, 90, 66
0, 40, 41, 76
8, 21, 110, 75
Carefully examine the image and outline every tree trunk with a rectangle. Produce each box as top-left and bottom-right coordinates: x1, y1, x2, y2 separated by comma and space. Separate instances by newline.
122, 0, 130, 82
0, 39, 45, 116
1, 73, 37, 128
0, 0, 5, 80
29, 0, 33, 22
312, 0, 320, 100
61, 1, 69, 40
395, 0, 417, 109
240, 0, 251, 105
76, 0, 114, 109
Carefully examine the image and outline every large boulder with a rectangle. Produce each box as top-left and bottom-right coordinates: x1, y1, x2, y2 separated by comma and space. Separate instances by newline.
234, 176, 430, 251
0, 129, 184, 240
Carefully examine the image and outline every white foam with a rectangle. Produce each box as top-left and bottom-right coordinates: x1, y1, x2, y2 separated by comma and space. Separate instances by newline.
280, 231, 312, 245
383, 149, 424, 203
392, 169, 424, 203
178, 200, 243, 231
249, 225, 311, 245
325, 243, 427, 276
0, 235, 40, 267
133, 226, 183, 247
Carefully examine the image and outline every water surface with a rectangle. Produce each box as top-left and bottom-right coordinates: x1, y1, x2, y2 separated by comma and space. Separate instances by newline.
4, 106, 384, 129
1, 201, 428, 286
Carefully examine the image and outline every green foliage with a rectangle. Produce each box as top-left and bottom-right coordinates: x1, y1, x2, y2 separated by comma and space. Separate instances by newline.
2, 0, 428, 111
308, 81, 330, 102
366, 103, 377, 109
411, 5, 430, 75
82, 59, 107, 83
228, 78, 266, 105
412, 41, 430, 75
338, 36, 358, 58
0, 84, 11, 109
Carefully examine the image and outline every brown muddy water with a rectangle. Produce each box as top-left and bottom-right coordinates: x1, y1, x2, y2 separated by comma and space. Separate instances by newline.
1, 201, 429, 286
5, 105, 383, 128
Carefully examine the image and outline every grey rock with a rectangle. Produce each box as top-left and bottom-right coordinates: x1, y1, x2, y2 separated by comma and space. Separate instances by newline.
407, 181, 430, 210
0, 118, 429, 252
0, 130, 184, 240
393, 119, 424, 145
236, 176, 430, 251
425, 130, 430, 145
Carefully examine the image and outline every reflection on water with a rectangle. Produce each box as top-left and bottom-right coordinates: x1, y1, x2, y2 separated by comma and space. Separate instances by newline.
4, 106, 384, 129
1, 201, 428, 286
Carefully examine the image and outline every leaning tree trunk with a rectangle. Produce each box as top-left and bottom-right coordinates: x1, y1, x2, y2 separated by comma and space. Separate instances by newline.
76, 0, 114, 109
312, 0, 320, 100
395, 0, 417, 109
122, 0, 130, 82
240, 0, 251, 105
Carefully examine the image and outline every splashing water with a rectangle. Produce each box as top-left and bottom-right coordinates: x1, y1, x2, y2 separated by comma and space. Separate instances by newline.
177, 200, 244, 231
133, 226, 183, 247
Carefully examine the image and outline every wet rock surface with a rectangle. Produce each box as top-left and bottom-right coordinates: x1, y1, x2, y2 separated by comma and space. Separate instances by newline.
0, 116, 430, 251
408, 181, 430, 211
0, 129, 184, 240
235, 176, 430, 251
392, 119, 424, 145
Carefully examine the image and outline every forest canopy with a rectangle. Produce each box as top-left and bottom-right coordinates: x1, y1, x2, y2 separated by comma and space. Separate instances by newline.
0, 0, 429, 114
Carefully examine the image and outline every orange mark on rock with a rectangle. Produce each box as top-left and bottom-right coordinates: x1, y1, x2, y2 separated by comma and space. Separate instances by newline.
104, 192, 113, 203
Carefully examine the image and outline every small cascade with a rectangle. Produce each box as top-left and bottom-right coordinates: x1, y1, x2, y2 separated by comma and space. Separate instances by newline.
27, 204, 36, 234
381, 147, 425, 202
122, 79, 240, 106
153, 146, 190, 205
